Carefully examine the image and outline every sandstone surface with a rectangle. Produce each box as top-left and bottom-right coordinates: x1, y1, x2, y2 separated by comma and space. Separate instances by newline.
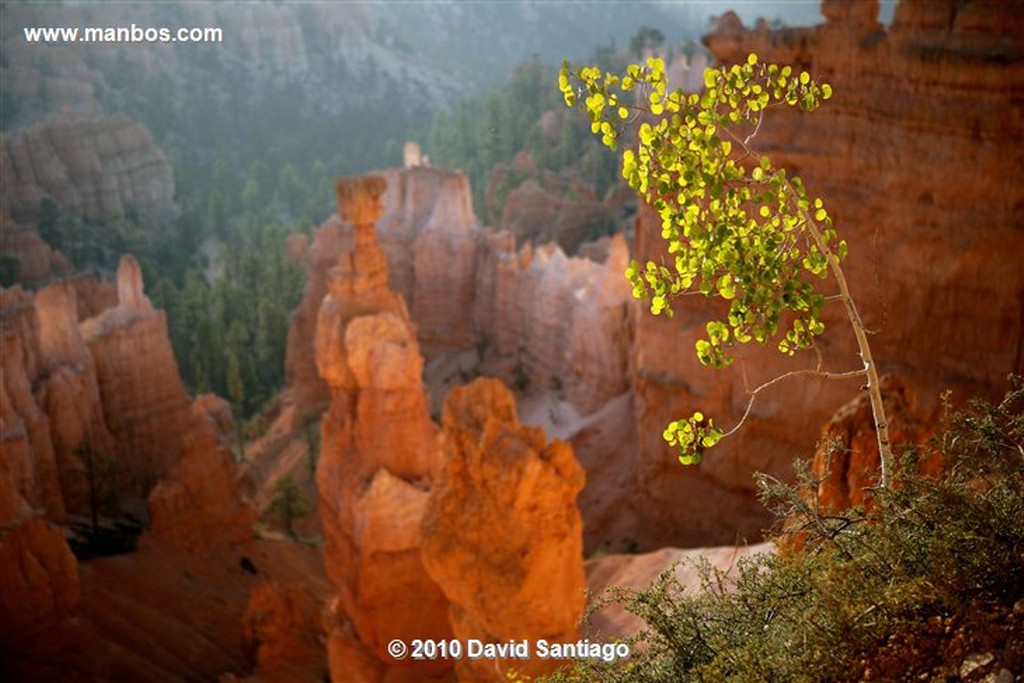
80, 254, 191, 497
421, 378, 586, 682
314, 176, 452, 681
148, 394, 255, 550
624, 0, 1024, 547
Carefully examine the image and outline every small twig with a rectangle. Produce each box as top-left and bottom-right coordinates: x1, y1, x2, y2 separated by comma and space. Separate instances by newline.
723, 366, 867, 439
744, 108, 765, 145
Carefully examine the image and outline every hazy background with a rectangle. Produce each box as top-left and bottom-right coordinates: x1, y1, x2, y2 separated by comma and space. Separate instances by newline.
0, 0, 893, 417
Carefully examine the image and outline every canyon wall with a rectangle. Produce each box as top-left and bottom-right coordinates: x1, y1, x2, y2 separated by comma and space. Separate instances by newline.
0, 111, 178, 230
626, 0, 1024, 546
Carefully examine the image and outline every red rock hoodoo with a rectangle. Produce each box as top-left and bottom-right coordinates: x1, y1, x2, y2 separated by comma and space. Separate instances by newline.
422, 378, 586, 683
80, 254, 191, 496
314, 175, 453, 682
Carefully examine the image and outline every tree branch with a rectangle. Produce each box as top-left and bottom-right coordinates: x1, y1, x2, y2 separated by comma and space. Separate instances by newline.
722, 366, 867, 439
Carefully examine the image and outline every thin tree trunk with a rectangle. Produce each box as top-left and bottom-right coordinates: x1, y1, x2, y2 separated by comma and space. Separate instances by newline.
795, 191, 892, 487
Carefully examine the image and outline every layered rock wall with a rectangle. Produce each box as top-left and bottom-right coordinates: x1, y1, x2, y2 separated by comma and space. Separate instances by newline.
626, 0, 1024, 546
0, 112, 178, 230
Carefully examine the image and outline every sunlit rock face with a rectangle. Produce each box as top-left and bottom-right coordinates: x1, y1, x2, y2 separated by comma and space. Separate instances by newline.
421, 378, 586, 683
80, 255, 191, 496
314, 176, 453, 682
627, 0, 1024, 547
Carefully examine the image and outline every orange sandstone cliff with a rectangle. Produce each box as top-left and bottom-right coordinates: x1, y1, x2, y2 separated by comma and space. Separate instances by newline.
626, 0, 1024, 546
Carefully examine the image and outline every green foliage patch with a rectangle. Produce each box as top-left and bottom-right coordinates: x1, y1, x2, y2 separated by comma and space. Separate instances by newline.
560, 54, 893, 479
548, 379, 1024, 682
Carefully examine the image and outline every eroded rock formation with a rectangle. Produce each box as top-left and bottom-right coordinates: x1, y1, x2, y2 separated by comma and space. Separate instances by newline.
314, 176, 452, 681
80, 255, 191, 497
422, 378, 586, 682
0, 111, 178, 230
148, 395, 255, 550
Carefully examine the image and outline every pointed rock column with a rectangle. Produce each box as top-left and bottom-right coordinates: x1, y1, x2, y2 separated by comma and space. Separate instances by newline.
80, 254, 190, 496
315, 176, 452, 682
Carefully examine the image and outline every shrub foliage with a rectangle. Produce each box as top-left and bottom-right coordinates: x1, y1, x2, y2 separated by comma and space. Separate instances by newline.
550, 378, 1024, 682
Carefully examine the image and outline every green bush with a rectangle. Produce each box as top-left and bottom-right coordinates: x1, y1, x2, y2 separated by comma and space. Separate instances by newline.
551, 378, 1023, 682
